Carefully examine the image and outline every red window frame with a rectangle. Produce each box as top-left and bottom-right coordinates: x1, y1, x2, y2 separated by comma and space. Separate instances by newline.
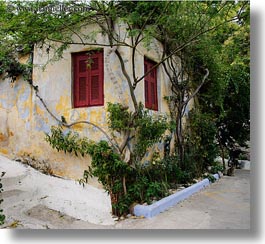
144, 57, 158, 111
72, 50, 104, 108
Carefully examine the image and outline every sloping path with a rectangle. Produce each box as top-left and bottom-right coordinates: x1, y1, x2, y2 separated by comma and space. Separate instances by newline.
0, 155, 114, 229
115, 169, 250, 229
0, 155, 250, 229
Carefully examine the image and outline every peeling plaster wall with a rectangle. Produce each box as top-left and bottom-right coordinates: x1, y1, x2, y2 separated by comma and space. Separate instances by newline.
0, 24, 173, 185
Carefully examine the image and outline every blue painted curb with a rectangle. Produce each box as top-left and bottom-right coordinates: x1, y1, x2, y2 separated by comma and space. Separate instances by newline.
134, 173, 220, 218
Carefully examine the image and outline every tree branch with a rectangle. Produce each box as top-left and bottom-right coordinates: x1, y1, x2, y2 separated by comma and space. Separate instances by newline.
29, 82, 120, 153
46, 37, 128, 47
115, 48, 138, 112
119, 129, 131, 154
134, 15, 238, 86
183, 68, 209, 106
65, 121, 120, 153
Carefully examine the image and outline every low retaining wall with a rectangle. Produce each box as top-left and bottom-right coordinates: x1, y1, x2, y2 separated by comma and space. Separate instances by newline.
134, 173, 220, 218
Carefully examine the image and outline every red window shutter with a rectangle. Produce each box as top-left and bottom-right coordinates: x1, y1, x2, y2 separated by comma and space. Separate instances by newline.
89, 52, 104, 106
145, 79, 149, 106
73, 50, 104, 108
79, 77, 88, 102
151, 82, 155, 104
91, 76, 100, 100
144, 58, 158, 111
73, 55, 89, 108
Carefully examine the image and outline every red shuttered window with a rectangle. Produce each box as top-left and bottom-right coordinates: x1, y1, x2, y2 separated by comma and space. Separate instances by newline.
72, 50, 104, 108
144, 57, 158, 111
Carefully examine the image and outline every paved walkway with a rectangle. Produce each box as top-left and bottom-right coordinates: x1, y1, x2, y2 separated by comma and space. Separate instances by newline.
0, 155, 250, 229
115, 169, 250, 229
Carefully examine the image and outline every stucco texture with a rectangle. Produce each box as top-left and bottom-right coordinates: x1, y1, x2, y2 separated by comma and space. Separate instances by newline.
0, 24, 172, 184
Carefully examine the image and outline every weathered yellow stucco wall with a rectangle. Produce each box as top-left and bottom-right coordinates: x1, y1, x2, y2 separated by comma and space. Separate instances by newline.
0, 23, 173, 185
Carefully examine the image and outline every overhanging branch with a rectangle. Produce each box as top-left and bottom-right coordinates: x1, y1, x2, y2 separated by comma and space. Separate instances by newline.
28, 82, 120, 153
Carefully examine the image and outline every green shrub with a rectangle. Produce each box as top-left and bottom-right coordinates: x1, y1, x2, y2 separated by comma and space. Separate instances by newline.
46, 125, 207, 216
134, 108, 169, 161
160, 155, 194, 185
185, 110, 219, 176
107, 103, 132, 132
203, 173, 216, 183
46, 102, 198, 217
146, 181, 168, 202
210, 164, 224, 174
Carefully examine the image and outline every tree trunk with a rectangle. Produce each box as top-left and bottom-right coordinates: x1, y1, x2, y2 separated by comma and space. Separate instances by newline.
176, 110, 185, 169
169, 131, 176, 156
220, 144, 226, 172
218, 137, 226, 172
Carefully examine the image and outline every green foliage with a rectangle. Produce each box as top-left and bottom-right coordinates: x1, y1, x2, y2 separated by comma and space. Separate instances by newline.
134, 105, 169, 161
107, 103, 132, 133
45, 99, 170, 216
80, 141, 133, 216
203, 173, 216, 183
193, 4, 250, 152
126, 174, 169, 206
0, 55, 31, 82
84, 141, 131, 191
46, 102, 222, 216
185, 110, 219, 176
0, 0, 97, 81
45, 125, 193, 216
210, 164, 224, 174
152, 0, 249, 170
146, 181, 167, 202
46, 126, 129, 216
107, 102, 169, 164
161, 155, 194, 185
45, 126, 160, 215
45, 126, 83, 156
0, 172, 6, 225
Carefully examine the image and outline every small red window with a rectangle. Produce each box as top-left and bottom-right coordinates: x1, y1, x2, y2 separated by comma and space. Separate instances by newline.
72, 50, 104, 108
144, 57, 158, 111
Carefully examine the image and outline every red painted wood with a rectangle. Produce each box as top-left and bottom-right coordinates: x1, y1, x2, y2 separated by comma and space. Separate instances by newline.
89, 51, 104, 106
144, 58, 158, 111
73, 50, 104, 108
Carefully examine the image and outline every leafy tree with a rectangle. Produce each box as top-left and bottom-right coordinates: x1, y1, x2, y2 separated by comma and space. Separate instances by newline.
145, 0, 249, 169
194, 3, 250, 169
